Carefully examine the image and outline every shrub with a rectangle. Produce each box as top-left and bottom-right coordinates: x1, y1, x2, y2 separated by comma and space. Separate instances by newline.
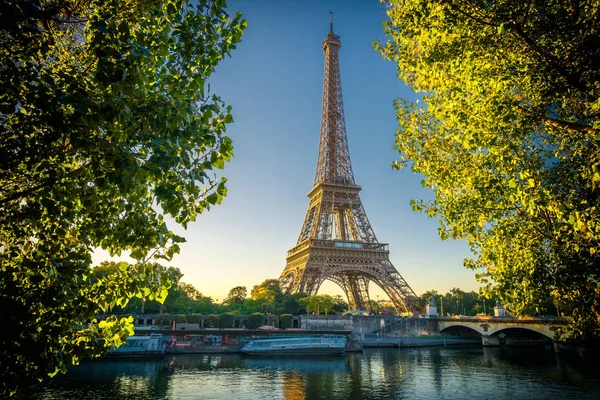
187, 314, 202, 324
248, 313, 264, 329
279, 314, 293, 329
219, 313, 235, 328
156, 315, 171, 326
175, 314, 187, 324
207, 314, 220, 328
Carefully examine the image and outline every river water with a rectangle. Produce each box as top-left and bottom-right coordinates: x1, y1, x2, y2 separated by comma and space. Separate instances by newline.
24, 346, 600, 399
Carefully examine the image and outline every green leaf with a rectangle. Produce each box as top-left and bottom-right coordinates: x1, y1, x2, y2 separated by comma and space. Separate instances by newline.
130, 249, 145, 260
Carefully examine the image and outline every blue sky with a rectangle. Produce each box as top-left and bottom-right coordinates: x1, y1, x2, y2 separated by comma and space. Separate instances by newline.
95, 0, 479, 301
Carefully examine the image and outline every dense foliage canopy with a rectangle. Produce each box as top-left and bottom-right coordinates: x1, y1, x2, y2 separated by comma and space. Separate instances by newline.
93, 263, 218, 315
378, 0, 599, 340
416, 288, 500, 316
0, 0, 245, 395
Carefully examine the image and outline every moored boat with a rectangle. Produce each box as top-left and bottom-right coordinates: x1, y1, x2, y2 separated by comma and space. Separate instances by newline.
107, 333, 165, 357
241, 334, 347, 356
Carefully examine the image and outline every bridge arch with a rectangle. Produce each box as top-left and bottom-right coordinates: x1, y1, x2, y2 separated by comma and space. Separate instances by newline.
491, 327, 554, 341
439, 324, 482, 338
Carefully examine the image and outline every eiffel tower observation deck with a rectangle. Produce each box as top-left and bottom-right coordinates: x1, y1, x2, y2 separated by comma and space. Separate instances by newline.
279, 14, 417, 314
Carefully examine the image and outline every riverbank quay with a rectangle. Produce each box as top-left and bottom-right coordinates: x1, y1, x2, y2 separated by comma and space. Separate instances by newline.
112, 330, 593, 357
125, 314, 585, 353
128, 328, 483, 354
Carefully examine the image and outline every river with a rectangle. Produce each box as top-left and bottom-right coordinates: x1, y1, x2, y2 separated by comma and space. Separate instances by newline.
22, 346, 600, 399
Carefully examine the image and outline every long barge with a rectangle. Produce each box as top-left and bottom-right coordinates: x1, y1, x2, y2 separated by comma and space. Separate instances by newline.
241, 335, 347, 356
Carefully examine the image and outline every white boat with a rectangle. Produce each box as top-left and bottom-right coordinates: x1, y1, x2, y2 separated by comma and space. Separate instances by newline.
108, 333, 165, 356
241, 335, 347, 356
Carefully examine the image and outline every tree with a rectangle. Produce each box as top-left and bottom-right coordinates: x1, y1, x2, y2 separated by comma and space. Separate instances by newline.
441, 288, 481, 316
227, 286, 247, 304
0, 0, 246, 395
298, 297, 310, 314
179, 282, 203, 302
261, 302, 275, 315
378, 0, 599, 341
282, 294, 300, 315
239, 299, 263, 315
154, 277, 217, 315
308, 295, 334, 315
332, 295, 349, 315
191, 297, 217, 315
251, 279, 283, 303
416, 290, 439, 313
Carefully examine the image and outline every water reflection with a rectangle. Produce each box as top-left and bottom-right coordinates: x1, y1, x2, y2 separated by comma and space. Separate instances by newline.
24, 346, 600, 400
281, 371, 305, 400
31, 359, 170, 400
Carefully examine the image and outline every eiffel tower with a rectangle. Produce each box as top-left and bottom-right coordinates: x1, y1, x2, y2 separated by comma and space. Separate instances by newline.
279, 14, 417, 314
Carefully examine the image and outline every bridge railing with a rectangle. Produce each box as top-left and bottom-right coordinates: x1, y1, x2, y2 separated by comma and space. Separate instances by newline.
434, 315, 567, 324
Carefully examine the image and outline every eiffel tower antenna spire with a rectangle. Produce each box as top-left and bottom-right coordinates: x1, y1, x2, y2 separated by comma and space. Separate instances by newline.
279, 17, 417, 314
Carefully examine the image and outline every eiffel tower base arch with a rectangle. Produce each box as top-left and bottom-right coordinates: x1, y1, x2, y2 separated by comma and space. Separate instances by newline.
280, 243, 416, 315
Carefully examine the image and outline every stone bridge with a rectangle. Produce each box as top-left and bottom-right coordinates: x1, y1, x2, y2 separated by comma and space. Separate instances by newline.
436, 316, 568, 346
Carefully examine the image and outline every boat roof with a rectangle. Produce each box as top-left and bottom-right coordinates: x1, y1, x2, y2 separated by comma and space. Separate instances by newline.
137, 329, 353, 337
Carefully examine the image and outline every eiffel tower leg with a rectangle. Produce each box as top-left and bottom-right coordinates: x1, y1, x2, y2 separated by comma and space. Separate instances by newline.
279, 269, 299, 294
279, 256, 324, 296
378, 284, 417, 315
348, 276, 371, 311
302, 269, 322, 296
371, 260, 417, 315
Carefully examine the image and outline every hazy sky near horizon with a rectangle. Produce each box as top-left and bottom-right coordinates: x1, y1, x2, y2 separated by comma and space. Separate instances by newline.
94, 0, 480, 301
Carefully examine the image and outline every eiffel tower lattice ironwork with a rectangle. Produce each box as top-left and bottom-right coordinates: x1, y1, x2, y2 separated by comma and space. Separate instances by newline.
278, 14, 417, 314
